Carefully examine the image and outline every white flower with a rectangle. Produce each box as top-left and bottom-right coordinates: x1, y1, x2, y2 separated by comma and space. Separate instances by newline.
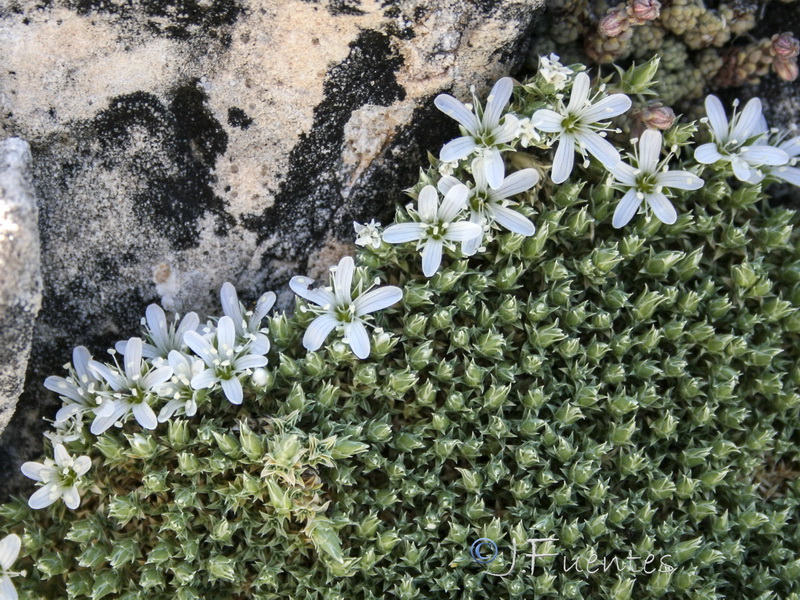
290, 256, 402, 359
539, 53, 573, 90
44, 415, 83, 446
44, 346, 113, 425
609, 129, 704, 228
531, 71, 631, 184
88, 338, 174, 435
184, 316, 268, 405
116, 305, 200, 359
382, 184, 483, 276
220, 282, 275, 354
157, 351, 205, 422
20, 444, 91, 510
766, 134, 800, 186
434, 77, 520, 189
438, 160, 459, 177
438, 157, 538, 255
516, 117, 542, 148
353, 220, 383, 249
0, 533, 23, 600
694, 95, 789, 184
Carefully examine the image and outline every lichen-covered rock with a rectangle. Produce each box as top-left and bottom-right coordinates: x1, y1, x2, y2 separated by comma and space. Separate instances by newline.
0, 0, 545, 498
0, 138, 41, 435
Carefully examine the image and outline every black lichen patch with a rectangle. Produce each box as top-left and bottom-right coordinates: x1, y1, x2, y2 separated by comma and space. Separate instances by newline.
94, 85, 232, 250
328, 0, 364, 16
59, 0, 242, 42
227, 106, 254, 129
242, 29, 405, 263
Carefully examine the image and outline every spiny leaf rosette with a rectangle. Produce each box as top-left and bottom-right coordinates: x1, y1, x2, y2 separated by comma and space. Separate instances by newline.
1, 56, 800, 600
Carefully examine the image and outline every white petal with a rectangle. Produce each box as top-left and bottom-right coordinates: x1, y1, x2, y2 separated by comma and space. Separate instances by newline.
551, 136, 575, 184
141, 366, 174, 390
461, 231, 483, 256
579, 130, 620, 168
249, 333, 270, 355
158, 400, 181, 423
28, 484, 58, 510
344, 320, 371, 360
252, 292, 277, 324
88, 361, 126, 391
216, 316, 236, 352
303, 314, 339, 352
656, 170, 704, 190
567, 72, 591, 113
645, 191, 677, 224
94, 398, 116, 418
184, 331, 215, 367
773, 165, 800, 186
493, 114, 520, 145
440, 136, 477, 163
731, 156, 754, 181
289, 276, 336, 307
62, 486, 81, 510
145, 304, 170, 349
1, 573, 18, 600
580, 93, 632, 122
731, 97, 763, 142
779, 135, 800, 157
483, 148, 505, 189
221, 378, 243, 405
492, 168, 539, 199
333, 256, 355, 305
437, 175, 461, 196
353, 286, 403, 317
0, 535, 20, 570
72, 346, 93, 380
483, 77, 514, 130
694, 143, 723, 164
90, 403, 128, 435
434, 94, 480, 134
740, 145, 789, 166
191, 369, 218, 390
704, 95, 729, 140
638, 129, 663, 172
418, 185, 439, 222
132, 402, 157, 430
53, 444, 71, 468
72, 456, 92, 476
612, 188, 642, 229
530, 109, 563, 133
175, 312, 201, 344
55, 404, 82, 423
234, 355, 269, 370
471, 157, 489, 191
44, 376, 83, 404
421, 239, 444, 277
439, 184, 469, 222
490, 205, 536, 236
609, 160, 638, 186
444, 222, 483, 242
123, 337, 143, 381
168, 350, 192, 375
382, 222, 426, 244
220, 283, 243, 332
20, 461, 47, 482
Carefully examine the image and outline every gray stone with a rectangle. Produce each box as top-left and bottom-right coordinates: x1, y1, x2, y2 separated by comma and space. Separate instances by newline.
0, 0, 544, 499
0, 138, 42, 435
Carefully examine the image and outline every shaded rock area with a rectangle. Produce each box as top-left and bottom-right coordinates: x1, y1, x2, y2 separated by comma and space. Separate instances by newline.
0, 0, 545, 499
0, 139, 41, 434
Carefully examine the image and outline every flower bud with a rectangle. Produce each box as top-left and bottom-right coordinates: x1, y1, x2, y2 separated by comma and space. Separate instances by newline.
628, 0, 661, 24
774, 57, 799, 82
599, 6, 629, 38
640, 102, 675, 131
771, 32, 799, 60
251, 367, 270, 387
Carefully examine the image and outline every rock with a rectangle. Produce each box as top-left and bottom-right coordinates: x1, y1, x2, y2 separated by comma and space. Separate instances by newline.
0, 138, 42, 435
0, 0, 544, 499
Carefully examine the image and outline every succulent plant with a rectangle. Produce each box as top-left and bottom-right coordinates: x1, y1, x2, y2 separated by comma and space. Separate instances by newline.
1, 59, 799, 600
